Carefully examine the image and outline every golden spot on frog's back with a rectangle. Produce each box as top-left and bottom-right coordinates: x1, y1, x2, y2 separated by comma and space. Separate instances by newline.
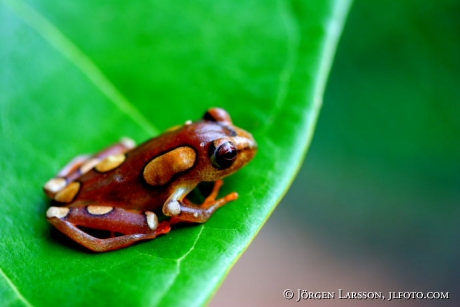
143, 146, 196, 186
54, 182, 80, 203
95, 154, 126, 172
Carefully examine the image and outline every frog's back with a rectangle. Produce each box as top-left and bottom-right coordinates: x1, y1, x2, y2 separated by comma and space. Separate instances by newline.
67, 133, 179, 211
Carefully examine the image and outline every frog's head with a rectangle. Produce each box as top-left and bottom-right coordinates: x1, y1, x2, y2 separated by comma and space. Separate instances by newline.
192, 108, 257, 182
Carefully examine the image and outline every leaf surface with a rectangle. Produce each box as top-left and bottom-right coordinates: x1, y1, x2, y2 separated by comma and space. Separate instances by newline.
0, 0, 351, 306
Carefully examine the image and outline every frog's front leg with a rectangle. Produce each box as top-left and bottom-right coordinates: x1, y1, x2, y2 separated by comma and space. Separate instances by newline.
44, 138, 135, 199
46, 205, 170, 252
163, 180, 238, 224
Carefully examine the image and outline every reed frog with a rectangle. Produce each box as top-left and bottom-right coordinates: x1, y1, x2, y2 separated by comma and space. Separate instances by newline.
44, 108, 257, 252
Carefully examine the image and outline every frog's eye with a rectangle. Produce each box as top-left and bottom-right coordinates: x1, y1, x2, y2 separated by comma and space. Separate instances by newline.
210, 139, 237, 169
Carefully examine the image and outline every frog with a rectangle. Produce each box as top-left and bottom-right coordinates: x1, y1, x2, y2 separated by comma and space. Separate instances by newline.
44, 108, 257, 252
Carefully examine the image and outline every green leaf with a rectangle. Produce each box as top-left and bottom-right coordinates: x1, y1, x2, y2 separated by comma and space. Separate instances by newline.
0, 0, 351, 306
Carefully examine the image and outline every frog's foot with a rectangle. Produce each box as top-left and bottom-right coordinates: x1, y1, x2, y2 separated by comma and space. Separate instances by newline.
46, 205, 170, 252
43, 138, 135, 199
167, 180, 238, 224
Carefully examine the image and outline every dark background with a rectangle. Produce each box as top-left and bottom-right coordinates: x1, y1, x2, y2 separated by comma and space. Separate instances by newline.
213, 0, 460, 306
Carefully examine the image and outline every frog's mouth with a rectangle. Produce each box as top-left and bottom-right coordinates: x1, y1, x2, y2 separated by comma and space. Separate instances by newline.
231, 126, 258, 152
231, 130, 258, 168
232, 135, 257, 152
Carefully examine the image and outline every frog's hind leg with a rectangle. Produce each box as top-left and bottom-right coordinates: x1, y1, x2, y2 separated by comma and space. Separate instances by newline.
47, 205, 171, 252
44, 138, 135, 199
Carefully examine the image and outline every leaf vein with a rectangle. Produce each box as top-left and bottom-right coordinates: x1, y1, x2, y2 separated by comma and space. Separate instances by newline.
0, 268, 33, 307
2, 0, 158, 135
262, 0, 301, 129
154, 225, 205, 305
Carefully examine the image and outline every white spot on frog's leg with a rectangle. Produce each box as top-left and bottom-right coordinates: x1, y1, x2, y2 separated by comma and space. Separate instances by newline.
46, 206, 70, 219
87, 206, 113, 215
44, 178, 67, 195
95, 154, 126, 172
120, 137, 136, 149
79, 157, 101, 174
54, 181, 81, 203
145, 211, 158, 230
163, 200, 181, 216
